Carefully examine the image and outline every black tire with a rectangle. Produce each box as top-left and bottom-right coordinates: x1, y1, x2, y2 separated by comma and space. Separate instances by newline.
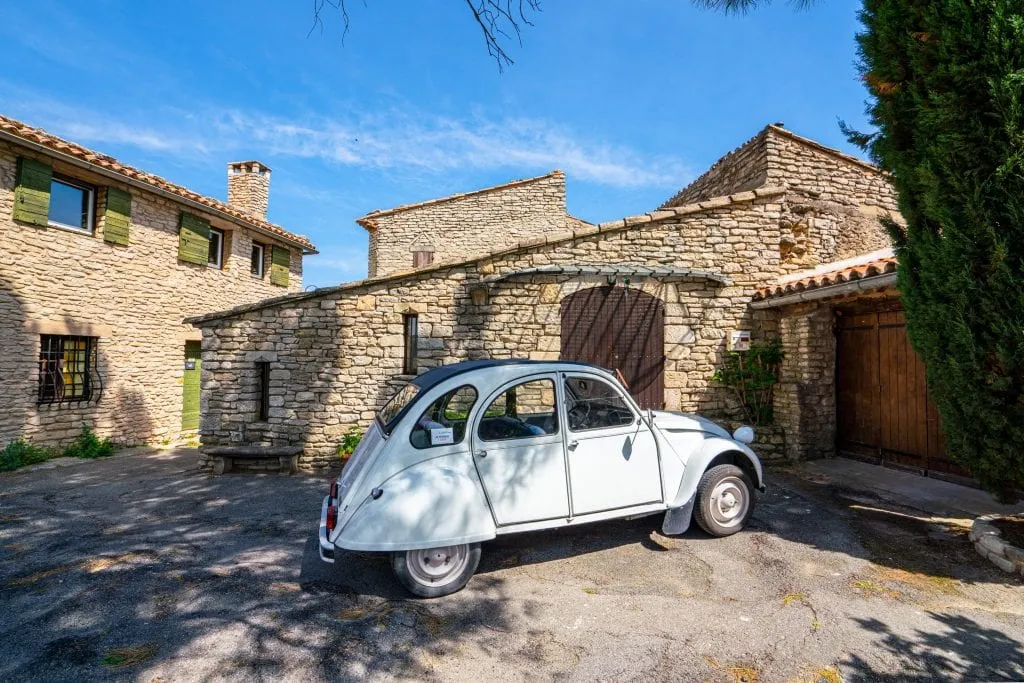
693, 464, 755, 537
391, 543, 482, 598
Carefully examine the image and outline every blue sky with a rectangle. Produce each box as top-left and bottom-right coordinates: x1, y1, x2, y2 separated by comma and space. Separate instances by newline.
2, 0, 869, 288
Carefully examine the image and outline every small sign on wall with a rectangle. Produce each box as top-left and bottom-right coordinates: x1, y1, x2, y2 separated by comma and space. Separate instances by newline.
184, 360, 197, 370
729, 330, 751, 352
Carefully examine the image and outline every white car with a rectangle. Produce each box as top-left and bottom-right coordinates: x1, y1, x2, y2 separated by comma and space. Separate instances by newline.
318, 360, 763, 597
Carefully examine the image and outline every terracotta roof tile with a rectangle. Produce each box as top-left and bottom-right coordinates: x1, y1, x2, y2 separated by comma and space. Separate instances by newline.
755, 255, 898, 300
0, 114, 315, 253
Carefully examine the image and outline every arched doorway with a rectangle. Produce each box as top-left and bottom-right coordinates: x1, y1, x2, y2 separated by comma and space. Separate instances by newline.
559, 286, 665, 409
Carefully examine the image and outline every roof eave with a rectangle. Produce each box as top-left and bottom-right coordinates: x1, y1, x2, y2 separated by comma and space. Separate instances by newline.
0, 128, 316, 254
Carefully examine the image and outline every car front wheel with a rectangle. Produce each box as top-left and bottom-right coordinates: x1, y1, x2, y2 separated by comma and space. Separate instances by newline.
391, 543, 481, 598
693, 464, 755, 537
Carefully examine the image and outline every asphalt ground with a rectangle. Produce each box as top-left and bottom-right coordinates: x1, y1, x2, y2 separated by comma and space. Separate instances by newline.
1, 448, 1022, 682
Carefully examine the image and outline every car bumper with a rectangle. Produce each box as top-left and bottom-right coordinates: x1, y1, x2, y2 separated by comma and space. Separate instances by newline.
318, 495, 336, 563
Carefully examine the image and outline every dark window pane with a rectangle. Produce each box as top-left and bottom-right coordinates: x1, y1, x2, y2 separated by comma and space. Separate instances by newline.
251, 244, 264, 276
564, 377, 635, 431
49, 179, 90, 230
410, 385, 478, 449
478, 379, 558, 441
208, 229, 223, 266
403, 315, 418, 374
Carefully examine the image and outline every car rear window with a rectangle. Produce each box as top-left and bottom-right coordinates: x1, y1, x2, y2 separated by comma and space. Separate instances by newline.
377, 383, 421, 434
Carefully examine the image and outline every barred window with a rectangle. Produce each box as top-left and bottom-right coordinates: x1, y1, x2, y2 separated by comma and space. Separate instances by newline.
38, 335, 97, 404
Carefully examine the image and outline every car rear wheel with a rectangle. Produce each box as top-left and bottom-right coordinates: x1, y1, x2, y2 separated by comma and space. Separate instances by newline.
391, 543, 481, 598
694, 464, 755, 537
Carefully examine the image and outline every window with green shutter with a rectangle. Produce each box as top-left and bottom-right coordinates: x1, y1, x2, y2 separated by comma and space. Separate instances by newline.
13, 157, 52, 227
178, 211, 211, 265
270, 245, 290, 286
103, 188, 131, 245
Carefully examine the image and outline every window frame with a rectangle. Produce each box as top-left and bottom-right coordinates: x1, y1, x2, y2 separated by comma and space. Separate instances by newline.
563, 374, 638, 433
256, 361, 271, 421
208, 227, 225, 268
47, 174, 96, 234
38, 334, 98, 405
409, 384, 479, 450
402, 314, 419, 375
251, 241, 266, 278
477, 376, 559, 443
412, 250, 434, 268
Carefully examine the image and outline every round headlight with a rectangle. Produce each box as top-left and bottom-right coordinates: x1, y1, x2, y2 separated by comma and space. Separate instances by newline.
733, 426, 755, 444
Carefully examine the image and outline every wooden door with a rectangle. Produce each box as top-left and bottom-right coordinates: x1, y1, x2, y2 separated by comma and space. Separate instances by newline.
181, 341, 202, 431
836, 308, 967, 480
560, 286, 665, 409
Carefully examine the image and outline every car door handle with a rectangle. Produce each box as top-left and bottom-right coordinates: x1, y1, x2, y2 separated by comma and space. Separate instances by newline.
568, 440, 579, 450
474, 450, 487, 458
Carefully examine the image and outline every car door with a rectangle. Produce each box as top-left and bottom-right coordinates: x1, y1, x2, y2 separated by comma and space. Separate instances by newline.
562, 372, 663, 515
471, 374, 570, 526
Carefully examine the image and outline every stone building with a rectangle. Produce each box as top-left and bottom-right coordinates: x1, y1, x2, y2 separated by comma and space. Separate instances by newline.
0, 115, 316, 447
190, 123, 966, 481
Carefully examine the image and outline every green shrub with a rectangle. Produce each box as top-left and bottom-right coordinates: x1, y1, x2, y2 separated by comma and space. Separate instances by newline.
337, 426, 363, 459
63, 424, 115, 460
0, 439, 54, 472
712, 338, 783, 426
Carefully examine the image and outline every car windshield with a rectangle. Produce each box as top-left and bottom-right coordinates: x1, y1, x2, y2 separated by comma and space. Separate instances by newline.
376, 383, 421, 434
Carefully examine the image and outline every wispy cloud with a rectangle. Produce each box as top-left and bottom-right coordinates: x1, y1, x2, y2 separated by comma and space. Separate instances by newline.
2, 91, 691, 189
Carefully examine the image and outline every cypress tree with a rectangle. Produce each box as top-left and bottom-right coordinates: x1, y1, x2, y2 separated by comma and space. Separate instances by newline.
850, 1, 1024, 499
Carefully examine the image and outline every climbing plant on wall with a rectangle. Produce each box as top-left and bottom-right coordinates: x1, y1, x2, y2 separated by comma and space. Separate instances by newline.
712, 338, 783, 426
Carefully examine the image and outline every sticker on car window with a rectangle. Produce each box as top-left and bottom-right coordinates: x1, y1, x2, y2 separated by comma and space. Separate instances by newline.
430, 428, 455, 445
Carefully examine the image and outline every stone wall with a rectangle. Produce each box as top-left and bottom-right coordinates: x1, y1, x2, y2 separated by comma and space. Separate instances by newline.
661, 131, 769, 207
360, 172, 568, 278
766, 130, 899, 268
0, 141, 304, 447
197, 190, 787, 469
773, 301, 836, 462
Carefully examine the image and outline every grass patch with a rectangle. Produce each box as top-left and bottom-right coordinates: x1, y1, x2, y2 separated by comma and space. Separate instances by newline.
63, 425, 115, 460
705, 656, 760, 683
850, 578, 902, 600
872, 566, 961, 596
814, 666, 843, 683
101, 644, 158, 668
582, 587, 599, 595
782, 592, 809, 607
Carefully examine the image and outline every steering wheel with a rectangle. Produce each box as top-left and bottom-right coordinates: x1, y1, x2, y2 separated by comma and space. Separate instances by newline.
568, 401, 591, 430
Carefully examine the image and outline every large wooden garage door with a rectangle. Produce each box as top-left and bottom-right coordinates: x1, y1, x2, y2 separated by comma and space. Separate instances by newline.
560, 286, 665, 409
836, 308, 970, 480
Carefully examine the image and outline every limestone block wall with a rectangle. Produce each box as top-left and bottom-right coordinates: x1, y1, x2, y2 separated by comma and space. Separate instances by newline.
197, 191, 788, 469
0, 141, 304, 447
766, 131, 899, 268
661, 131, 769, 207
361, 172, 568, 278
773, 301, 836, 461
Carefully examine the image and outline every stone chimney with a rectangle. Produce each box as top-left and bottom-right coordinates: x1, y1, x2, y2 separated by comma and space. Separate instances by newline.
227, 161, 271, 219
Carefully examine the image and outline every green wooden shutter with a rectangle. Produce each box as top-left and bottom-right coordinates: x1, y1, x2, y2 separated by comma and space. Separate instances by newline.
103, 188, 132, 245
178, 212, 211, 265
13, 157, 52, 226
270, 246, 290, 287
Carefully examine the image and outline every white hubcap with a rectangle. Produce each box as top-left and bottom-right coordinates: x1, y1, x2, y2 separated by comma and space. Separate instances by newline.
709, 477, 749, 528
407, 545, 469, 585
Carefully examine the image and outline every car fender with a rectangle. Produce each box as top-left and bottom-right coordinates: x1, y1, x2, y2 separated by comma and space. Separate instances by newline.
667, 437, 764, 509
334, 454, 497, 552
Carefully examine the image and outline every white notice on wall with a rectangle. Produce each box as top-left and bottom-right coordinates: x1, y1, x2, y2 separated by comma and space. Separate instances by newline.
430, 428, 455, 445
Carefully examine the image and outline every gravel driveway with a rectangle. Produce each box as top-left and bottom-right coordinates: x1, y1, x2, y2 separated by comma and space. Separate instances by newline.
1, 448, 1022, 682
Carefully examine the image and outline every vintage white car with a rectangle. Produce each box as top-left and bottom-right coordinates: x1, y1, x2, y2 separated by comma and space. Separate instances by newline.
318, 360, 763, 597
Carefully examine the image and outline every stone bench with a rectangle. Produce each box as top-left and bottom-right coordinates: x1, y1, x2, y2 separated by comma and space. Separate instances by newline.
205, 446, 303, 475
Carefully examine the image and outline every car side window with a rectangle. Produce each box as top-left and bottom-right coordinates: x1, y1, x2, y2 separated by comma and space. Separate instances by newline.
564, 376, 636, 431
409, 385, 478, 449
478, 378, 558, 441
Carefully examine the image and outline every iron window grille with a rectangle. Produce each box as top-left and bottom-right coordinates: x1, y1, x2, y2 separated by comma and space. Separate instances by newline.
403, 314, 419, 375
38, 335, 102, 405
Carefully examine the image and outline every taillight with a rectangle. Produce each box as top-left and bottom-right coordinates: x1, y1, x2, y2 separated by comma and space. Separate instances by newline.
326, 505, 338, 532
329, 481, 339, 500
